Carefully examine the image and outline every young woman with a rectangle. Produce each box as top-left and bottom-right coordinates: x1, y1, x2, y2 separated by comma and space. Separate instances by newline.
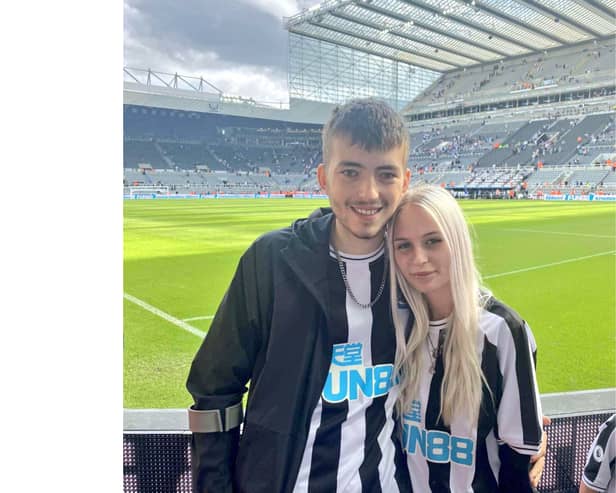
387, 184, 543, 492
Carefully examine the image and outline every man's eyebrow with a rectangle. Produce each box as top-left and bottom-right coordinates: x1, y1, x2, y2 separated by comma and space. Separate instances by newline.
335, 161, 400, 171
377, 164, 401, 172
335, 161, 363, 168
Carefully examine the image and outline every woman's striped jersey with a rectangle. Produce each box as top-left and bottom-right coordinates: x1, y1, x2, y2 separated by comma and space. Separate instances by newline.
401, 298, 543, 492
582, 414, 615, 493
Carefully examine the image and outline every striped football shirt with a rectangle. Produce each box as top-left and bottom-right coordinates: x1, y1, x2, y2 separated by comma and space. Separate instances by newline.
401, 298, 543, 492
582, 414, 616, 493
293, 245, 412, 493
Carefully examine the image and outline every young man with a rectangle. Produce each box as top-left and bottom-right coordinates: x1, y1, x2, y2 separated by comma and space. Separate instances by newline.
187, 98, 413, 492
186, 98, 545, 492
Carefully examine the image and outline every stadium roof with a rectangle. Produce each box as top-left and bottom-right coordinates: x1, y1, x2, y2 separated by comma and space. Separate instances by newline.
284, 0, 616, 72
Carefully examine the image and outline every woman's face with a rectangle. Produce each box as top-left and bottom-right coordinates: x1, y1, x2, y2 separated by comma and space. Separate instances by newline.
392, 203, 452, 311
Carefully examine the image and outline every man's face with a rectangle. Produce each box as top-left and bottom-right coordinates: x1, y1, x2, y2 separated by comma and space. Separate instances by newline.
317, 136, 410, 254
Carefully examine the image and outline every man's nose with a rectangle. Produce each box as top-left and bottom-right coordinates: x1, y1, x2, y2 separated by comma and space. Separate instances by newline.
357, 175, 379, 201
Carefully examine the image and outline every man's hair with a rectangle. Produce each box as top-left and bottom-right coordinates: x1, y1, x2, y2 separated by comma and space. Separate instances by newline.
321, 98, 410, 164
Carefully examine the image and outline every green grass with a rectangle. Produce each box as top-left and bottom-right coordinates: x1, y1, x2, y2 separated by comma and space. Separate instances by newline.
124, 198, 616, 408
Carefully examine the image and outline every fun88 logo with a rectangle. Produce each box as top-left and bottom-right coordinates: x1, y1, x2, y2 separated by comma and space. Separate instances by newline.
402, 412, 474, 467
322, 342, 395, 403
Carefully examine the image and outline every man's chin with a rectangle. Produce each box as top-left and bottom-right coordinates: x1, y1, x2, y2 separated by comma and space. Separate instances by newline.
334, 217, 386, 248
350, 226, 385, 242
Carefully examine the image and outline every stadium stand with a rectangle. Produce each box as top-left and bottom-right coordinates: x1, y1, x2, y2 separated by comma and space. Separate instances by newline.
525, 169, 566, 189
411, 39, 615, 114
437, 171, 471, 187
124, 104, 613, 198
124, 41, 614, 198
124, 105, 322, 178
124, 106, 614, 196
124, 139, 169, 169
156, 141, 222, 170
124, 107, 614, 197
475, 119, 551, 168
411, 171, 442, 186
540, 113, 614, 165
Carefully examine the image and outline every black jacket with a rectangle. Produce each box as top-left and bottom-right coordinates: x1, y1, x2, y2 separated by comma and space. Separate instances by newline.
187, 210, 360, 493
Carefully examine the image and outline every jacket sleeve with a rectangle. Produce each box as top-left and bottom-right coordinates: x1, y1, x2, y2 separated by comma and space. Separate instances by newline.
186, 243, 269, 493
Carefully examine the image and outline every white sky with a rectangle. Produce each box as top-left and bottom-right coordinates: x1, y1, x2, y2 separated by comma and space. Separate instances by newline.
124, 0, 321, 103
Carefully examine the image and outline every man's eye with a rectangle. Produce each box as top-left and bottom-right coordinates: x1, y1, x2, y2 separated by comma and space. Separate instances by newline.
341, 169, 358, 177
380, 172, 396, 180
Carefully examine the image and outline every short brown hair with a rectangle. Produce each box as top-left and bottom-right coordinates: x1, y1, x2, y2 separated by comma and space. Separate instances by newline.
321, 98, 409, 164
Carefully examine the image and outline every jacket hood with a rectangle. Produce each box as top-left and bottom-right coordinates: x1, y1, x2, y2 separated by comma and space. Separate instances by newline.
290, 207, 333, 253
307, 207, 332, 220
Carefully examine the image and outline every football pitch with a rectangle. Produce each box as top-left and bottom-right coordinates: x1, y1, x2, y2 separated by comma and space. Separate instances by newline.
124, 198, 616, 409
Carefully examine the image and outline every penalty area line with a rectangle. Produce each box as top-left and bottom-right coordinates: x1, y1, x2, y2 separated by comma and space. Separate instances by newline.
124, 293, 205, 339
484, 250, 615, 279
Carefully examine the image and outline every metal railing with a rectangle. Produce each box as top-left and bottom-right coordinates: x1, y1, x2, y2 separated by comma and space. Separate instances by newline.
124, 388, 615, 493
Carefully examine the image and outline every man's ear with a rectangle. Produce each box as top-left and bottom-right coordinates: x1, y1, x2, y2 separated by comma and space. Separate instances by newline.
403, 168, 411, 192
317, 163, 328, 192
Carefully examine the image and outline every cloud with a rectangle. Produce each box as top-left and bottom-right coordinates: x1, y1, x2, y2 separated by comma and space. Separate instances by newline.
237, 0, 301, 19
203, 65, 290, 102
124, 0, 320, 102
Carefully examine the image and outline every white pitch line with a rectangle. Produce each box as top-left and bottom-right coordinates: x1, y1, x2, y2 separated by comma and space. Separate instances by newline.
124, 293, 206, 338
484, 250, 616, 279
183, 315, 214, 322
503, 228, 615, 239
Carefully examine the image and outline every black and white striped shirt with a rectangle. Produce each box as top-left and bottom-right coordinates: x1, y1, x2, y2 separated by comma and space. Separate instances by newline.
293, 245, 411, 493
582, 414, 616, 493
401, 298, 543, 492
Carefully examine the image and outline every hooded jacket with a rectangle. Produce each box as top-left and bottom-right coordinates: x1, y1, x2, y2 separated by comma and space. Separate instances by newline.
187, 209, 388, 493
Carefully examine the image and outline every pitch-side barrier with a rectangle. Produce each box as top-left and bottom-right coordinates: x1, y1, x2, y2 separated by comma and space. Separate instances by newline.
124, 192, 329, 199
123, 388, 615, 493
123, 191, 616, 201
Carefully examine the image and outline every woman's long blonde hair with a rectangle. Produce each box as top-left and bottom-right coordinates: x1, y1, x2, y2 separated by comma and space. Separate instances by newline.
387, 185, 490, 425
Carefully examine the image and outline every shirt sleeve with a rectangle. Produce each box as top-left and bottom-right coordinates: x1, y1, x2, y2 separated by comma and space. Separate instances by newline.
582, 414, 616, 492
496, 318, 543, 455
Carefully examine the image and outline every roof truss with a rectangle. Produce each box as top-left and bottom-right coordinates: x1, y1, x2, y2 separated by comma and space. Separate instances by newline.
284, 0, 616, 72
